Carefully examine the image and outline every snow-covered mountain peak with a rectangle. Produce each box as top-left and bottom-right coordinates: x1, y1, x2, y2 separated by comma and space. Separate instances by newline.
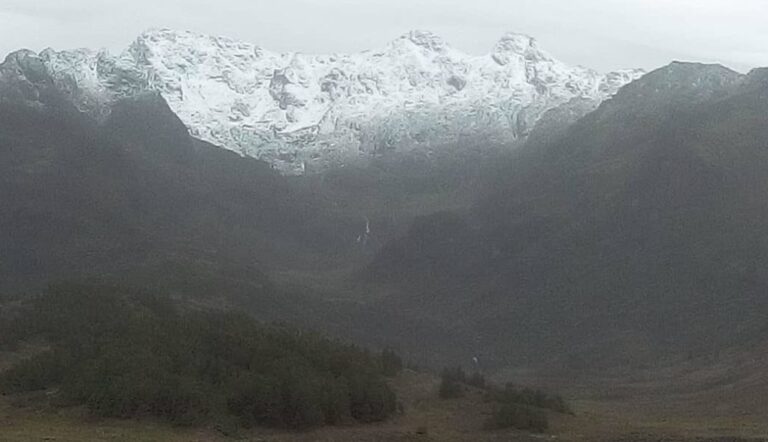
398, 30, 451, 53
492, 32, 547, 64
0, 29, 644, 173
1, 49, 46, 80
133, 28, 264, 56
495, 32, 537, 52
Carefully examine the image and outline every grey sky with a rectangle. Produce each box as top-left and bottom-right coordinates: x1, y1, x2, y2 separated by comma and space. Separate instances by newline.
0, 0, 765, 73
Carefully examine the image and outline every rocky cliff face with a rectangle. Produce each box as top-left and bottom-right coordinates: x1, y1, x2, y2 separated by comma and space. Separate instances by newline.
0, 29, 642, 173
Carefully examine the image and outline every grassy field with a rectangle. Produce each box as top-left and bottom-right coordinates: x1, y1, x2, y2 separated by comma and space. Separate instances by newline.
0, 413, 221, 442
0, 370, 527, 442
3, 368, 768, 442
495, 348, 768, 442
4, 335, 768, 442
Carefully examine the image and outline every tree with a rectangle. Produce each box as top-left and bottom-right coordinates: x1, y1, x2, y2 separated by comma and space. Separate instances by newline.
438, 367, 465, 399
380, 348, 403, 377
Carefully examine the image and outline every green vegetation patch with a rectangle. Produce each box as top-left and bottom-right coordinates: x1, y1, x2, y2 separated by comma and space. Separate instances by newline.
437, 366, 570, 433
485, 383, 572, 432
0, 283, 398, 430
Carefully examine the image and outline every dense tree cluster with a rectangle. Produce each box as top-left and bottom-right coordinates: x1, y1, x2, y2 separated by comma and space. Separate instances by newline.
0, 284, 398, 429
486, 403, 549, 432
486, 383, 571, 414
437, 365, 569, 433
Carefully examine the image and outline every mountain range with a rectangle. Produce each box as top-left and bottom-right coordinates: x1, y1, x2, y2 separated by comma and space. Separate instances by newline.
2, 28, 768, 372
0, 29, 641, 173
368, 61, 768, 367
2, 24, 768, 440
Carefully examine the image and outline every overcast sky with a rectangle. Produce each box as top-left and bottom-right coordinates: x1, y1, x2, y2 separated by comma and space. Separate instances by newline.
0, 0, 765, 73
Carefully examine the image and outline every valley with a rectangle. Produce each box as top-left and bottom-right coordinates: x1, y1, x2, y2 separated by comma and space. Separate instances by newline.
3, 357, 768, 441
1, 22, 768, 441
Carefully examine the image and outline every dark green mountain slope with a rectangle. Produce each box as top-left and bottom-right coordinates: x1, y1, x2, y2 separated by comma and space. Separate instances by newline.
368, 63, 768, 368
0, 84, 348, 317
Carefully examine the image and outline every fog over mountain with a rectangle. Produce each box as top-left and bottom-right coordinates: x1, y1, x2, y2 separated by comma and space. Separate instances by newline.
2, 5, 768, 441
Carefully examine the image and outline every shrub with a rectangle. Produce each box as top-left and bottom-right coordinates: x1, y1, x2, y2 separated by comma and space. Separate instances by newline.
483, 382, 571, 433
348, 373, 397, 422
227, 373, 283, 427
438, 367, 465, 399
0, 350, 67, 394
380, 348, 403, 377
487, 383, 571, 414
487, 403, 548, 432
466, 372, 486, 389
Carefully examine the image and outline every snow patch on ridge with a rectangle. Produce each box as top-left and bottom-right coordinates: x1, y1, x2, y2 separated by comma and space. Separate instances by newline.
0, 29, 643, 173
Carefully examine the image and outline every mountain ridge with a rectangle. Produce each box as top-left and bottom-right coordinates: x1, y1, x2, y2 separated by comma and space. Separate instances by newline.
0, 28, 643, 173
363, 60, 768, 368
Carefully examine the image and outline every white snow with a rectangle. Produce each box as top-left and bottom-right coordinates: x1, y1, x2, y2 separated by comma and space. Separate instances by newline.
24, 29, 643, 173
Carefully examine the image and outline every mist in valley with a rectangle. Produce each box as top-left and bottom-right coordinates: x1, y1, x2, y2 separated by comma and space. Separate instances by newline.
1, 2, 767, 441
